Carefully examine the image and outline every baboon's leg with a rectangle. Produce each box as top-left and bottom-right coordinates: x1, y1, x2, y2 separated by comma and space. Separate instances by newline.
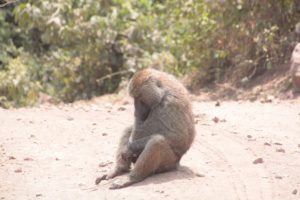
95, 126, 133, 185
110, 126, 133, 175
132, 135, 179, 175
109, 134, 178, 189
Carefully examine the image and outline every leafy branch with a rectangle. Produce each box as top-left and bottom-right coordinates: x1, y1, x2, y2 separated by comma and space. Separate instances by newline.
0, 0, 17, 8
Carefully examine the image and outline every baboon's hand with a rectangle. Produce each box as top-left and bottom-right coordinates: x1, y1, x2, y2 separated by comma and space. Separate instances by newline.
95, 168, 125, 185
109, 176, 134, 190
95, 174, 107, 185
121, 148, 136, 162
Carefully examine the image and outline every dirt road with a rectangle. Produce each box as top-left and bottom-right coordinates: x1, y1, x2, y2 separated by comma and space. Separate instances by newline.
0, 99, 300, 200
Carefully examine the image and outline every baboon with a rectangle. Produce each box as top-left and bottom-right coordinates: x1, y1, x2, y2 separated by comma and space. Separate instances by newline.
290, 43, 300, 93
95, 68, 196, 189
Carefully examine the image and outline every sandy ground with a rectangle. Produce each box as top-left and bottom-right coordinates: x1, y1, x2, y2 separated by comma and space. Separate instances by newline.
0, 99, 300, 200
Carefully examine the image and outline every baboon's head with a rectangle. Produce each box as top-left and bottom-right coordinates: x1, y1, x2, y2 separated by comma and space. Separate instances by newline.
128, 68, 164, 108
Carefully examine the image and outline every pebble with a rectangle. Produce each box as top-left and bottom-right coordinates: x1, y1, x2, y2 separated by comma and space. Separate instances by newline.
118, 106, 126, 111
212, 117, 219, 123
292, 189, 297, 195
253, 158, 264, 164
24, 157, 34, 161
14, 168, 22, 173
264, 142, 271, 146
276, 148, 285, 153
195, 173, 205, 177
8, 156, 16, 160
67, 116, 74, 121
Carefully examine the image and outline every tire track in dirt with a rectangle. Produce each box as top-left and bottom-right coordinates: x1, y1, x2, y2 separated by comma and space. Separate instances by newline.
193, 129, 273, 200
225, 134, 276, 199
193, 139, 243, 200
193, 101, 300, 200
221, 129, 300, 200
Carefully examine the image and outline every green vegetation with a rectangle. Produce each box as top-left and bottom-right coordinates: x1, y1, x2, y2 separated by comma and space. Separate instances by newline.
0, 0, 299, 108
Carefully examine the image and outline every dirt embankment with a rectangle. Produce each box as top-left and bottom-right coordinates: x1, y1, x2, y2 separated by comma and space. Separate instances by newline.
0, 98, 300, 200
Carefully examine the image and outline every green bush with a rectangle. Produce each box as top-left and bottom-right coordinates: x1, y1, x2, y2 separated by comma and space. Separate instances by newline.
0, 55, 41, 108
0, 0, 299, 107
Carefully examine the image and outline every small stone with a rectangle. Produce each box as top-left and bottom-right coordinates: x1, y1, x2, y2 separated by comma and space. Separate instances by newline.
212, 117, 219, 123
264, 142, 271, 146
91, 105, 100, 111
292, 189, 297, 195
253, 158, 264, 164
275, 175, 282, 179
276, 148, 285, 153
36, 194, 42, 197
102, 133, 107, 136
195, 173, 205, 177
104, 104, 112, 109
118, 106, 126, 111
247, 135, 252, 139
8, 156, 16, 160
14, 168, 22, 173
78, 183, 85, 187
260, 95, 274, 103
274, 142, 282, 145
215, 101, 221, 106
265, 95, 274, 103
24, 157, 34, 161
67, 116, 74, 121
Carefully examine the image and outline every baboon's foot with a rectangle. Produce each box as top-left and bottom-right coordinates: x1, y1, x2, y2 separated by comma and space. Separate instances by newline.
95, 167, 130, 185
109, 176, 140, 190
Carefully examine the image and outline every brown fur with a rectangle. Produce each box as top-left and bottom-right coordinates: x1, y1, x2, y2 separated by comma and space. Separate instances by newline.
290, 43, 300, 93
95, 68, 196, 189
